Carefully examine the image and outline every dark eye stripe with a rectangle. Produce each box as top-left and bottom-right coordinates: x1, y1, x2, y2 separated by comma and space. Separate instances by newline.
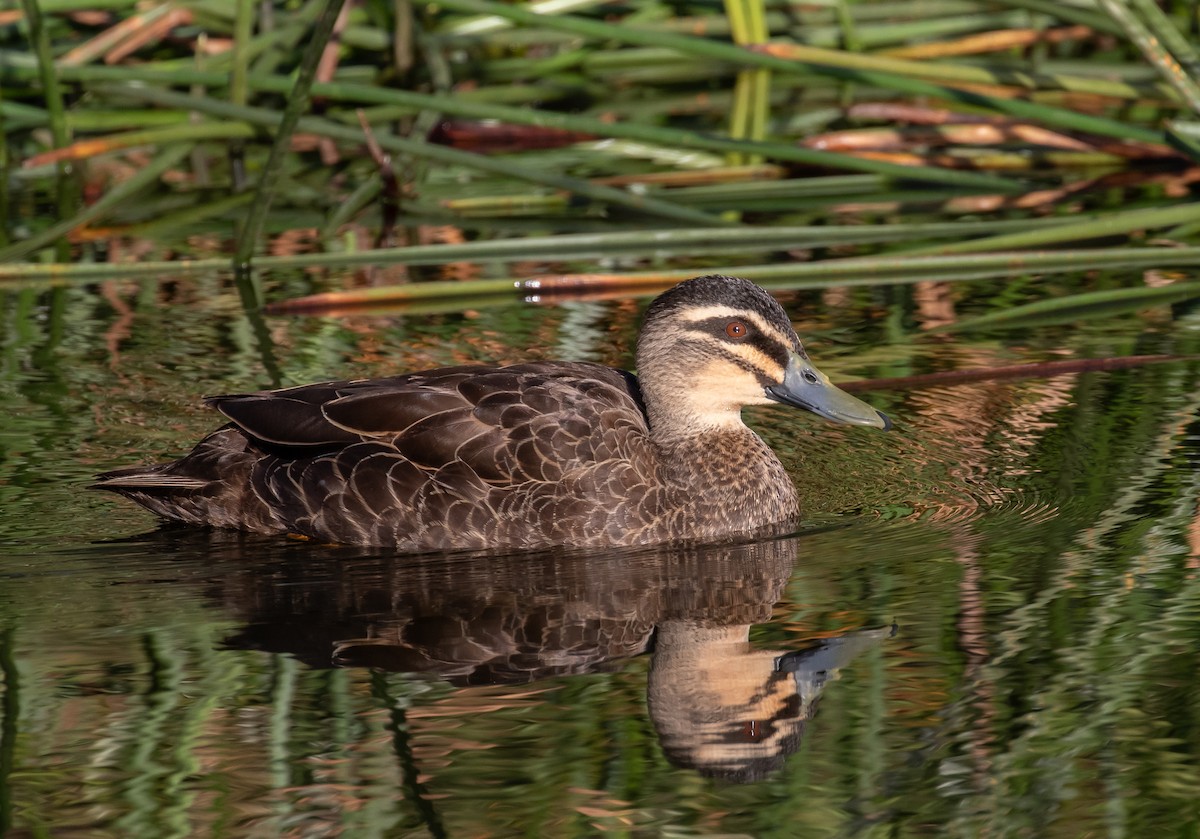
695, 335, 778, 387
726, 353, 776, 388
697, 317, 790, 368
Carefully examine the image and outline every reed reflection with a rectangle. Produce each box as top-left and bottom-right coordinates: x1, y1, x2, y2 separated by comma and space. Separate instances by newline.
215, 534, 893, 782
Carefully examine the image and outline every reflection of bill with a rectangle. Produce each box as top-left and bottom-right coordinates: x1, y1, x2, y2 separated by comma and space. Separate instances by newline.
650, 621, 896, 782
215, 531, 895, 782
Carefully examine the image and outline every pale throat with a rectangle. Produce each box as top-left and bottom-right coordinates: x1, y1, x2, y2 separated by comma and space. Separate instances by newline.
641, 357, 776, 440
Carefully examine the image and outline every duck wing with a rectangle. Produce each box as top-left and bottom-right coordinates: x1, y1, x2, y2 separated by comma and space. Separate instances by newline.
207, 361, 650, 479
204, 365, 495, 448
98, 362, 656, 548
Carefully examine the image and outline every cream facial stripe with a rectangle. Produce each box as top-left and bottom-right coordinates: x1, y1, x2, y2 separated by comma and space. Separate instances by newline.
681, 338, 783, 383
678, 305, 796, 351
676, 306, 791, 383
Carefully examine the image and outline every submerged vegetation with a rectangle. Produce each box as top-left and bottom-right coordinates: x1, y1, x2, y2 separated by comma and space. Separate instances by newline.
2, 0, 1200, 317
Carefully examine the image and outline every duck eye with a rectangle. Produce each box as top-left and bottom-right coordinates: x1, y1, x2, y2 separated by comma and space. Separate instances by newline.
724, 321, 749, 339
740, 720, 768, 742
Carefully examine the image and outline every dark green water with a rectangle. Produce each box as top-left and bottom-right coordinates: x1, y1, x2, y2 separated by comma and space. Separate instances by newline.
3, 276, 1200, 836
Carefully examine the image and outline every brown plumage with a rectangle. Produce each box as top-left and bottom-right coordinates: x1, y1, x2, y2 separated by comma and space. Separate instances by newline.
95, 275, 890, 549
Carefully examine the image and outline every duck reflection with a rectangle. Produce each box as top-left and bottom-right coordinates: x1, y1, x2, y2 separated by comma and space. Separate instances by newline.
650, 618, 893, 781
213, 533, 893, 782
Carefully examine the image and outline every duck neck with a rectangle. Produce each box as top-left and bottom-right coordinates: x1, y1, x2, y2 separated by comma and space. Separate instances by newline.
652, 419, 800, 537
636, 354, 755, 448
643, 399, 747, 448
654, 423, 781, 484
633, 349, 799, 534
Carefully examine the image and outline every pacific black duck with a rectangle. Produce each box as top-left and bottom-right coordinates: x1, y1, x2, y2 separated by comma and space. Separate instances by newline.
95, 275, 889, 549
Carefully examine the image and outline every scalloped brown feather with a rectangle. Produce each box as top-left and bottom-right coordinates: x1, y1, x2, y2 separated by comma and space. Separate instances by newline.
96, 360, 800, 549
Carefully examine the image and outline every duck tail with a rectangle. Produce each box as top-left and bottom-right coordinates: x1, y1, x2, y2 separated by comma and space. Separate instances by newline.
93, 427, 283, 532
92, 463, 215, 525
92, 465, 210, 493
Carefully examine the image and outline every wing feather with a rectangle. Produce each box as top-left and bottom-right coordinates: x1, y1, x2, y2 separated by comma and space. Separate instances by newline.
210, 395, 361, 446
323, 388, 472, 436
210, 362, 652, 501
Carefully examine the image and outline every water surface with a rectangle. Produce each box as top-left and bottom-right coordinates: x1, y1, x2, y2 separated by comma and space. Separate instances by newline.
3, 275, 1200, 836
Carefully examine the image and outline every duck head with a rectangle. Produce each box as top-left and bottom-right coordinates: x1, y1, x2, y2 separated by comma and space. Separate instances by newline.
635, 275, 890, 440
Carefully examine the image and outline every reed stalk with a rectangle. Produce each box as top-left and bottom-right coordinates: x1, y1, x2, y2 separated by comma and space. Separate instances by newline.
1094, 0, 1200, 113
930, 282, 1200, 332
1126, 0, 1200, 73
18, 0, 74, 234
234, 0, 349, 266
1167, 120, 1200, 161
563, 44, 1172, 103
93, 84, 736, 229
118, 192, 256, 240
230, 0, 253, 109
259, 245, 1200, 311
723, 0, 770, 167
0, 216, 1076, 281
35, 62, 1022, 192
16, 0, 66, 152
0, 67, 7, 247
0, 143, 195, 263
991, 0, 1123, 34
411, 0, 1170, 144
901, 201, 1200, 255
3, 0, 1196, 283
26, 123, 256, 165
320, 178, 383, 241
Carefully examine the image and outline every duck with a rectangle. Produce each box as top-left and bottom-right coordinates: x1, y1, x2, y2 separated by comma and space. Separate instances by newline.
95, 275, 890, 550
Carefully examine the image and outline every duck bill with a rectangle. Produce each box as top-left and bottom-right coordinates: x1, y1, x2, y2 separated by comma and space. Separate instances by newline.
765, 351, 891, 430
